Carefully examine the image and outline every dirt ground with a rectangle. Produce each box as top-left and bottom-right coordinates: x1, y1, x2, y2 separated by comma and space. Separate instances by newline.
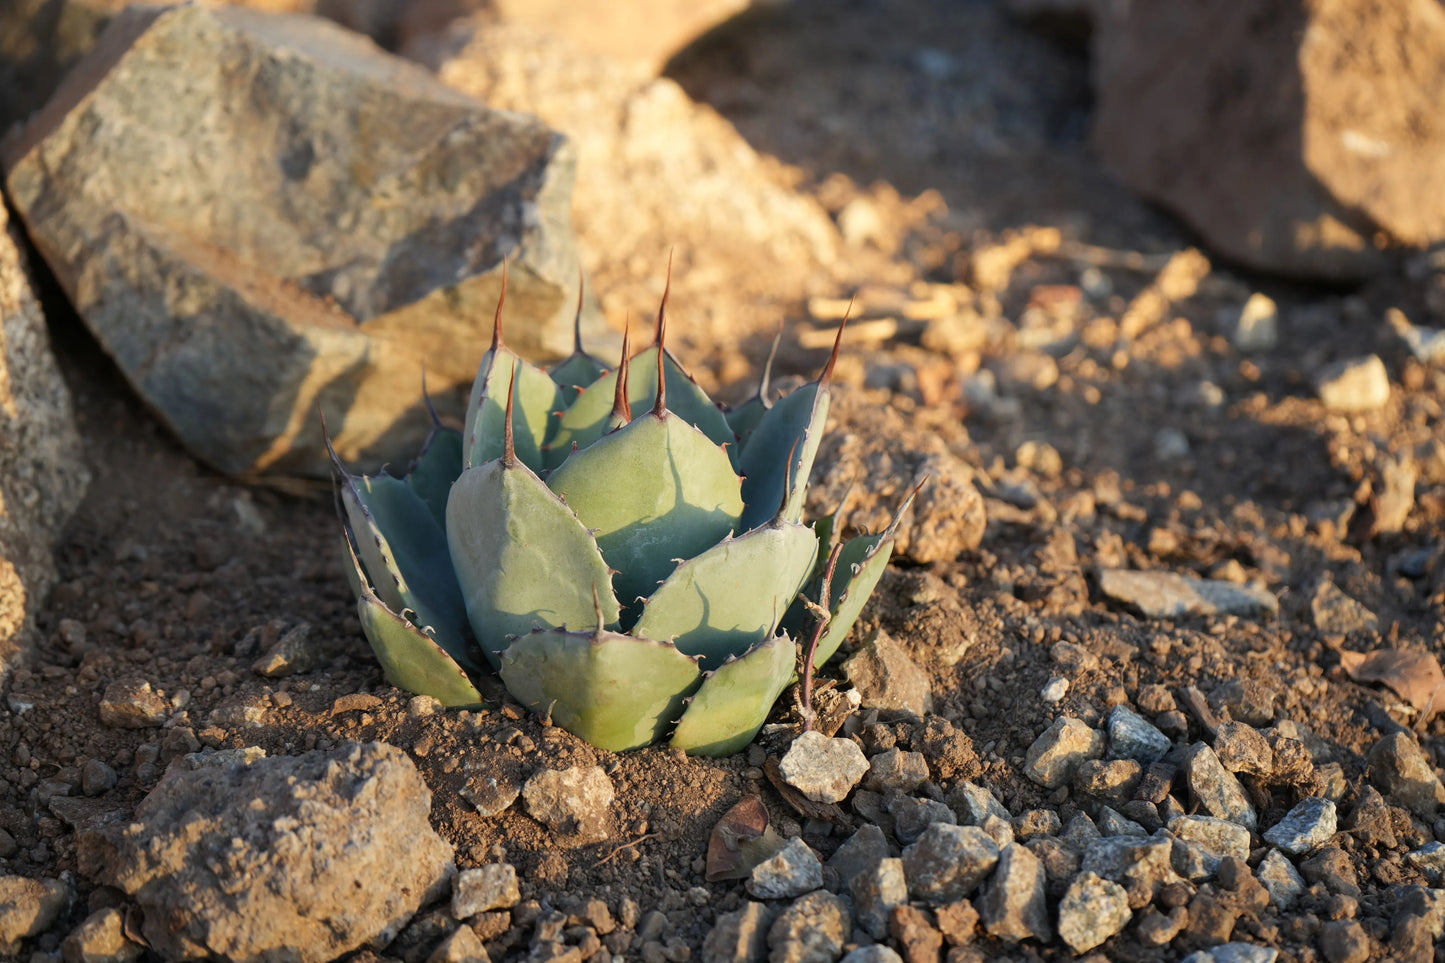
3, 1, 1444, 961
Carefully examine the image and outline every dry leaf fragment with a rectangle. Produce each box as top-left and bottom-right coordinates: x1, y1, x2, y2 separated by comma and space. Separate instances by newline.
1338, 648, 1445, 725
705, 795, 785, 881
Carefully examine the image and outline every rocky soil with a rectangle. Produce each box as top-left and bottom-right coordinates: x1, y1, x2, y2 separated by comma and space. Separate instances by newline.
2, 2, 1444, 962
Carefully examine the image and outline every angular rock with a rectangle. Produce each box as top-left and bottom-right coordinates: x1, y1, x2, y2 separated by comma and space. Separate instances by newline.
1081, 833, 1180, 909
0, 875, 68, 956
1093, 0, 1445, 280
850, 857, 907, 940
746, 837, 822, 900
0, 199, 89, 683
89, 742, 453, 962
426, 924, 489, 963
1232, 293, 1279, 352
1074, 759, 1143, 812
948, 781, 1011, 826
452, 864, 519, 918
1214, 721, 1274, 778
459, 773, 522, 818
1318, 920, 1370, 963
842, 630, 933, 716
901, 824, 1000, 904
1185, 743, 1258, 830
839, 947, 903, 963
889, 794, 957, 845
251, 622, 322, 678
1317, 356, 1391, 413
888, 904, 943, 963
3, 2, 591, 478
1098, 569, 1277, 619
1169, 815, 1251, 880
1023, 716, 1104, 788
1310, 580, 1379, 636
1057, 871, 1131, 953
702, 900, 773, 963
766, 890, 848, 963
1255, 849, 1306, 910
1096, 806, 1146, 838
522, 766, 613, 842
1300, 847, 1360, 898
97, 678, 169, 729
779, 731, 869, 804
1106, 705, 1172, 765
1181, 945, 1279, 963
977, 843, 1051, 944
1366, 732, 1445, 817
1210, 680, 1278, 727
1406, 841, 1445, 880
61, 907, 143, 963
1263, 797, 1337, 855
862, 748, 930, 794
826, 824, 889, 880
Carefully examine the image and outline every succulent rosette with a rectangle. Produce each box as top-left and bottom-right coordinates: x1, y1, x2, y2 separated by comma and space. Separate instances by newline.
330, 278, 914, 755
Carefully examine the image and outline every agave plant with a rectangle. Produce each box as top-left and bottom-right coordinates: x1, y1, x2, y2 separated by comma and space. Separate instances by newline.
330, 276, 915, 755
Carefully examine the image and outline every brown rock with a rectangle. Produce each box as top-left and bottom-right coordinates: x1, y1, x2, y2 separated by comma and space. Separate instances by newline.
842, 629, 933, 717
1093, 0, 1445, 280
0, 199, 89, 683
92, 742, 454, 962
0, 875, 68, 956
889, 905, 943, 963
3, 2, 590, 478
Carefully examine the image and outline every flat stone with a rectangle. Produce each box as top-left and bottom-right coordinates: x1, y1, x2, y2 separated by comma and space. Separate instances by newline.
746, 837, 822, 900
1185, 743, 1258, 831
901, 824, 1000, 904
1255, 849, 1306, 910
97, 679, 170, 729
459, 774, 522, 818
1023, 716, 1104, 789
1098, 568, 1277, 619
0, 200, 89, 685
1057, 871, 1131, 954
452, 864, 519, 918
1106, 705, 1172, 765
1366, 732, 1445, 817
766, 890, 848, 963
841, 629, 933, 717
862, 748, 929, 794
0, 876, 68, 956
522, 766, 614, 842
977, 843, 1051, 944
1263, 797, 1337, 855
87, 742, 453, 962
779, 732, 869, 804
850, 858, 907, 940
3, 2, 592, 478
1317, 356, 1391, 413
60, 906, 143, 963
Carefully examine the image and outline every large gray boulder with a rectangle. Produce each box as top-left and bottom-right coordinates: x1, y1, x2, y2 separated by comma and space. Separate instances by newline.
1093, 0, 1445, 280
83, 742, 454, 962
3, 2, 592, 477
0, 197, 88, 681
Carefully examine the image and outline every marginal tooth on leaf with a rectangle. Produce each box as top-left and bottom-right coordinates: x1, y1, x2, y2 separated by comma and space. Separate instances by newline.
491, 256, 509, 351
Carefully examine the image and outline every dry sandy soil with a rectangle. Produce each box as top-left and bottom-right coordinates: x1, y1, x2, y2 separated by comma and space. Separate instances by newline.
2, 1, 1444, 961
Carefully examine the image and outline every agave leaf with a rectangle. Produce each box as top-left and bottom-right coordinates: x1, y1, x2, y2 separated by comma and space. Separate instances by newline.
340, 472, 477, 671
464, 349, 563, 473
737, 383, 830, 532
671, 635, 796, 757
546, 346, 735, 469
547, 411, 744, 615
634, 519, 818, 669
405, 426, 463, 533
724, 326, 782, 458
341, 535, 483, 707
798, 485, 919, 669
548, 352, 609, 407
448, 456, 622, 668
501, 626, 702, 752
